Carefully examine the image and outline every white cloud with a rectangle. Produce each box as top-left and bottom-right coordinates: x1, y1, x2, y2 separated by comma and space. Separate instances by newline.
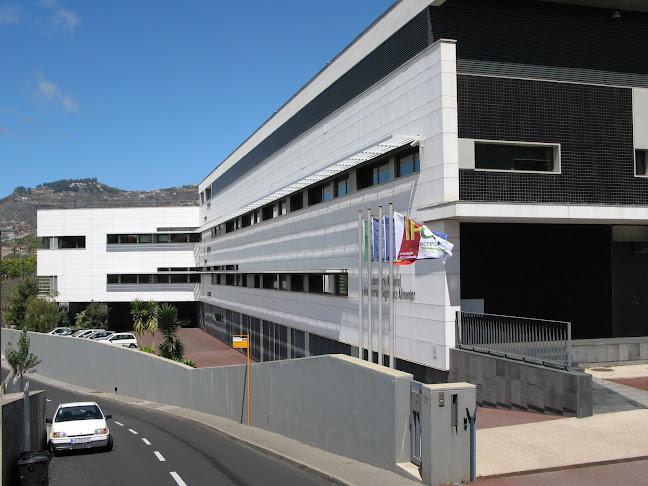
34, 75, 80, 113
51, 8, 80, 33
0, 5, 21, 24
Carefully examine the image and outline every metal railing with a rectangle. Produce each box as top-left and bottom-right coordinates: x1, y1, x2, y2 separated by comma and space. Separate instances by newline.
456, 311, 572, 368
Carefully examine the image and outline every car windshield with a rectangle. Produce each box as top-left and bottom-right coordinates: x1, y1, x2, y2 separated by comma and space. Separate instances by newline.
56, 405, 103, 422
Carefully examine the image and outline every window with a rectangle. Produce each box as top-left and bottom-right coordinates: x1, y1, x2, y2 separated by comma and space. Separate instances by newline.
290, 274, 304, 292
42, 237, 51, 249
205, 187, 212, 200
200, 192, 205, 204
475, 142, 558, 172
636, 150, 647, 176
226, 221, 236, 233
397, 151, 420, 177
308, 183, 332, 205
58, 236, 86, 249
262, 205, 274, 221
357, 160, 390, 189
279, 199, 287, 216
139, 234, 151, 243
290, 193, 303, 211
335, 175, 349, 197
242, 214, 252, 227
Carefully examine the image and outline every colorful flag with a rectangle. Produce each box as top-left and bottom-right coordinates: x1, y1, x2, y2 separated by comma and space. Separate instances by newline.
392, 212, 453, 264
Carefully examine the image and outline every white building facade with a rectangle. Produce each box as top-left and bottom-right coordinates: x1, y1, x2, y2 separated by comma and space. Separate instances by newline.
38, 207, 200, 325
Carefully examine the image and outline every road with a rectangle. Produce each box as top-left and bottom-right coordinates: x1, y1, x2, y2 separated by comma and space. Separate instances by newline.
3, 369, 335, 486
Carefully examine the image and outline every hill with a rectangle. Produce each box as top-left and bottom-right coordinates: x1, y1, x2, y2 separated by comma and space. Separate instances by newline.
0, 178, 198, 241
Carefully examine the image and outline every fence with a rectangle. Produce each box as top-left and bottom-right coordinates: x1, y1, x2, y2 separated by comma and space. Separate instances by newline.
456, 312, 572, 368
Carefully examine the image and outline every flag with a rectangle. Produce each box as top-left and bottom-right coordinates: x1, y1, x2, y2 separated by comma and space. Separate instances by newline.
393, 212, 453, 264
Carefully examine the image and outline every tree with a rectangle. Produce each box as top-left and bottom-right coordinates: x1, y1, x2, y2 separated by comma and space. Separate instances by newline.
158, 303, 182, 359
5, 276, 39, 328
23, 295, 60, 332
4, 330, 41, 391
74, 301, 109, 329
144, 301, 159, 351
131, 299, 147, 341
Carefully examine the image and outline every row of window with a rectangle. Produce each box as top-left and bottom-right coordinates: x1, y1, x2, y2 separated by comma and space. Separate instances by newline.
208, 147, 420, 239
210, 272, 348, 296
204, 304, 351, 363
107, 274, 201, 284
107, 233, 200, 244
42, 236, 86, 249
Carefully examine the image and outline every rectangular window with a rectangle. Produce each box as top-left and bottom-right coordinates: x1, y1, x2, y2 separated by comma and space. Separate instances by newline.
242, 214, 252, 227
290, 274, 304, 292
262, 205, 274, 221
475, 142, 558, 172
171, 274, 188, 283
106, 235, 118, 244
357, 160, 390, 189
290, 193, 303, 211
262, 274, 275, 289
636, 150, 647, 176
171, 234, 189, 243
279, 274, 288, 291
121, 274, 137, 284
279, 199, 287, 216
58, 236, 86, 249
157, 234, 171, 243
225, 221, 235, 233
138, 234, 152, 244
308, 183, 332, 206
335, 176, 349, 197
200, 192, 205, 204
107, 275, 119, 284
397, 151, 420, 177
42, 237, 51, 249
205, 187, 212, 200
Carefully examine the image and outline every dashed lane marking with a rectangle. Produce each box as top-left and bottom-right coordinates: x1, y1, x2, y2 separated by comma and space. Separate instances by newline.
142, 438, 151, 445
154, 451, 166, 462
114, 421, 124, 426
128, 429, 138, 435
170, 472, 187, 486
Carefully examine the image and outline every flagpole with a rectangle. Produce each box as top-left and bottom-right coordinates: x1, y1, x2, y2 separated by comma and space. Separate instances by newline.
378, 205, 384, 366
367, 208, 373, 363
389, 203, 395, 369
357, 210, 364, 360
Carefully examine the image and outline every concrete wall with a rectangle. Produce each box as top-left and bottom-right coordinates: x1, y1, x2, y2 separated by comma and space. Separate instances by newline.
1, 390, 47, 486
2, 330, 414, 475
449, 348, 592, 418
572, 337, 648, 367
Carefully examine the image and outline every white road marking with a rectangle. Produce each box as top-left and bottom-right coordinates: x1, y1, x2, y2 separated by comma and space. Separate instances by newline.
142, 438, 151, 445
170, 472, 187, 486
114, 421, 124, 426
128, 429, 138, 435
46, 399, 51, 402
154, 451, 166, 462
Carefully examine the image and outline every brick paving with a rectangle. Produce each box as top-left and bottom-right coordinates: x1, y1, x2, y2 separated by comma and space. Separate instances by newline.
136, 327, 253, 367
609, 377, 648, 392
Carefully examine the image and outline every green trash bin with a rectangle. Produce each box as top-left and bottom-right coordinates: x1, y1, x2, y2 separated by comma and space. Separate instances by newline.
17, 451, 51, 486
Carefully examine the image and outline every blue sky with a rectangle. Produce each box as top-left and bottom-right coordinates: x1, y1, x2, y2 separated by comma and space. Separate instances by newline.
0, 0, 395, 199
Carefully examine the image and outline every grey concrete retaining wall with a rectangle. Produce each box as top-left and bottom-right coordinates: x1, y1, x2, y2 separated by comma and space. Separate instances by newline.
572, 337, 648, 367
1, 390, 47, 485
449, 348, 592, 418
1, 330, 412, 474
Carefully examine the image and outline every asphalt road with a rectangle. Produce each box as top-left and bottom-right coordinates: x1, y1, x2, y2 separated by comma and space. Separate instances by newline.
3, 370, 335, 486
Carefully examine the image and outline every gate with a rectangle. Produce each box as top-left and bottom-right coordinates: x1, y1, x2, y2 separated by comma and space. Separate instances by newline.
410, 381, 423, 467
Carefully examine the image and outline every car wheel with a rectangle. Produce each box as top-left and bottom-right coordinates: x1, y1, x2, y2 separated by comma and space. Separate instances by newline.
105, 435, 113, 452
128, 343, 136, 348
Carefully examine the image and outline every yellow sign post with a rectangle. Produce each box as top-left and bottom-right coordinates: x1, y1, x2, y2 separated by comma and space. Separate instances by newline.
233, 334, 250, 425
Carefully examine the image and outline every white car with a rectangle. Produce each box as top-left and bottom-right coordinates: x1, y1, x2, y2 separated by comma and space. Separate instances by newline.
98, 332, 138, 348
85, 330, 114, 340
47, 401, 113, 454
48, 327, 72, 336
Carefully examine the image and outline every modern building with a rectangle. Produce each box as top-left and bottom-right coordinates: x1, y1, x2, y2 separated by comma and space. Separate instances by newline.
37, 207, 200, 325
39, 0, 648, 380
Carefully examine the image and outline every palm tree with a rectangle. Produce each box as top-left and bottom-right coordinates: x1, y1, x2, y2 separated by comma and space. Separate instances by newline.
130, 299, 146, 341
157, 303, 179, 359
144, 301, 159, 352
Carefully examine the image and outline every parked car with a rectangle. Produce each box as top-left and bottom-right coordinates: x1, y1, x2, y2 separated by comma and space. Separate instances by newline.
76, 329, 103, 339
70, 329, 89, 337
85, 330, 114, 340
47, 401, 113, 454
97, 332, 138, 348
48, 327, 72, 336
